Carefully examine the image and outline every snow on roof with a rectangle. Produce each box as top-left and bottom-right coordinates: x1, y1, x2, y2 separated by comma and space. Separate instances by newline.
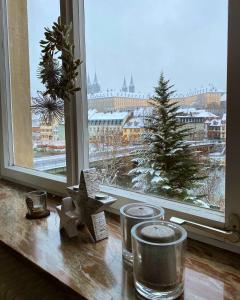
123, 117, 145, 129
88, 109, 97, 118
172, 89, 225, 99
222, 113, 226, 122
133, 107, 153, 117
87, 90, 148, 100
221, 93, 226, 102
208, 119, 223, 127
177, 108, 217, 118
88, 111, 129, 121
194, 111, 217, 118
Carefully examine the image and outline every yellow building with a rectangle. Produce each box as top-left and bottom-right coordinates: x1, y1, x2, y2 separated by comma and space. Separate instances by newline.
123, 116, 145, 144
88, 92, 151, 112
88, 111, 130, 145
88, 90, 224, 113
172, 91, 224, 109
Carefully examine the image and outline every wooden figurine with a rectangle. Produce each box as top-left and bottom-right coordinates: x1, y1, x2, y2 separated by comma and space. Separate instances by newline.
56, 197, 80, 238
67, 169, 117, 242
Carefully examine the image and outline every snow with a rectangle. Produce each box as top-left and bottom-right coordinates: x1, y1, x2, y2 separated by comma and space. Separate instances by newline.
177, 108, 217, 118
221, 93, 226, 102
133, 107, 153, 117
87, 90, 148, 100
169, 148, 183, 154
162, 185, 171, 190
88, 111, 129, 121
208, 119, 223, 127
123, 117, 145, 129
151, 176, 164, 184
194, 199, 210, 208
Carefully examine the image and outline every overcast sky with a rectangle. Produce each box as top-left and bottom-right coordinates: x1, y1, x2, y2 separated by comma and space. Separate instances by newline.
28, 0, 228, 96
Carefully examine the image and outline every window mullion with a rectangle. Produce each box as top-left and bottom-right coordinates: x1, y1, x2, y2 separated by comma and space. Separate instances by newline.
0, 0, 14, 172
225, 0, 240, 227
60, 0, 89, 186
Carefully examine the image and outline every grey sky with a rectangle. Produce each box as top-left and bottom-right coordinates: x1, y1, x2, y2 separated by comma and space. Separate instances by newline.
28, 0, 228, 96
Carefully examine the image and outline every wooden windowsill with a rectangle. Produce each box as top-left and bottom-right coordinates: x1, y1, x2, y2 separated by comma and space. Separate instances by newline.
0, 179, 240, 299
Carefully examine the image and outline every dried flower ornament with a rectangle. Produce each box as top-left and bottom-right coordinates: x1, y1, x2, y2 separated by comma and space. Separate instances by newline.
31, 92, 64, 125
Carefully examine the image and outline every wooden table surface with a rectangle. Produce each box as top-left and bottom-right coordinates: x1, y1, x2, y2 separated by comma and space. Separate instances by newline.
0, 180, 240, 300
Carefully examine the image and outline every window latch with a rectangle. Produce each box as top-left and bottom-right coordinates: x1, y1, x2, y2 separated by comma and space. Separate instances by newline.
170, 216, 240, 243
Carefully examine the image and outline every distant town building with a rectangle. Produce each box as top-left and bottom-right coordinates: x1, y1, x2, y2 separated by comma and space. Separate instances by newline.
88, 92, 150, 112
205, 114, 226, 140
121, 76, 128, 93
128, 75, 135, 93
32, 114, 41, 143
177, 108, 218, 140
88, 111, 131, 144
123, 116, 144, 144
87, 72, 101, 94
172, 91, 224, 110
87, 73, 136, 96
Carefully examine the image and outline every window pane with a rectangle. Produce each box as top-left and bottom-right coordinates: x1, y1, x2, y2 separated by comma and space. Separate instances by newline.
7, 0, 66, 177
85, 0, 227, 211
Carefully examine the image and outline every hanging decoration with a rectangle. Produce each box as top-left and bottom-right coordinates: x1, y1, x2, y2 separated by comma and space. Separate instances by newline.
31, 17, 81, 125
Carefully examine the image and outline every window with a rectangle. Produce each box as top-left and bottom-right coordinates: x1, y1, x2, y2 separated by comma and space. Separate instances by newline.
85, 0, 227, 212
1, 0, 67, 181
1, 0, 240, 248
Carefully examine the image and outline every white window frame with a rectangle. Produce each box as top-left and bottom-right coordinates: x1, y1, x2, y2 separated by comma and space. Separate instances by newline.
75, 0, 240, 252
1, 0, 240, 252
0, 0, 88, 194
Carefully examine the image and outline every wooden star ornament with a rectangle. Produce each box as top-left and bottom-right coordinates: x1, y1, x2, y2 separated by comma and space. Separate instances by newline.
67, 169, 117, 242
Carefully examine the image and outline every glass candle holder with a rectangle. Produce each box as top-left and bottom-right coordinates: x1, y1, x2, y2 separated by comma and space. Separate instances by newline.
131, 220, 187, 300
25, 190, 50, 219
120, 203, 164, 265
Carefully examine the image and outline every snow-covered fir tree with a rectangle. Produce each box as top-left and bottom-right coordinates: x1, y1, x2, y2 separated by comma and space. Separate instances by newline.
129, 73, 205, 203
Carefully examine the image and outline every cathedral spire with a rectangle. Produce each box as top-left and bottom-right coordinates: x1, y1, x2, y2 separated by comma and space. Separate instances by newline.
129, 74, 135, 93
121, 76, 128, 92
93, 72, 98, 84
92, 72, 101, 93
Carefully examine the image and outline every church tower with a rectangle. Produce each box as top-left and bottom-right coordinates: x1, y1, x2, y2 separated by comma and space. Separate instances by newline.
129, 75, 135, 93
92, 72, 101, 93
121, 76, 128, 92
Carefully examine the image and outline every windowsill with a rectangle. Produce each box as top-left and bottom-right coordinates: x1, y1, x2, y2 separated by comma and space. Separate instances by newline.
1, 165, 67, 195
101, 185, 240, 254
100, 184, 225, 224
1, 178, 240, 299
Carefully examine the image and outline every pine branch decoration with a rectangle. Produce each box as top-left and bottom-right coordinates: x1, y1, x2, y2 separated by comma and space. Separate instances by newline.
31, 17, 81, 125
38, 17, 81, 101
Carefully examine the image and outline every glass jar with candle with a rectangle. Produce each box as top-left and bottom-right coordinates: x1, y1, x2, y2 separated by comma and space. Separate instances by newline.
25, 190, 50, 219
131, 220, 187, 300
120, 203, 164, 265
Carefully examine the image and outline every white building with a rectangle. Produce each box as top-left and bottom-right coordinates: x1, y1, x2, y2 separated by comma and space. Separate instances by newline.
88, 111, 131, 144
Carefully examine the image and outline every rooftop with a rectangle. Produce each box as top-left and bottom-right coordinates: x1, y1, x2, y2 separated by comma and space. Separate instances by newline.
88, 111, 130, 121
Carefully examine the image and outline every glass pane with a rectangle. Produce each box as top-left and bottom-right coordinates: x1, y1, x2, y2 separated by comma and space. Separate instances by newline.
85, 0, 227, 211
7, 0, 66, 177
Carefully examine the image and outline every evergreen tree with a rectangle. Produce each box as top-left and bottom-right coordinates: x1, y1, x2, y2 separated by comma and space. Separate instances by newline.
129, 73, 205, 203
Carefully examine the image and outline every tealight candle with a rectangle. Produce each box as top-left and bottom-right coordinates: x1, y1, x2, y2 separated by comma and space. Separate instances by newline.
25, 190, 50, 219
120, 203, 164, 265
131, 220, 187, 300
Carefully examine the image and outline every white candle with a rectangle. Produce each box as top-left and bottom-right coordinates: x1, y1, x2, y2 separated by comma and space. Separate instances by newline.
120, 203, 165, 265
131, 221, 187, 298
